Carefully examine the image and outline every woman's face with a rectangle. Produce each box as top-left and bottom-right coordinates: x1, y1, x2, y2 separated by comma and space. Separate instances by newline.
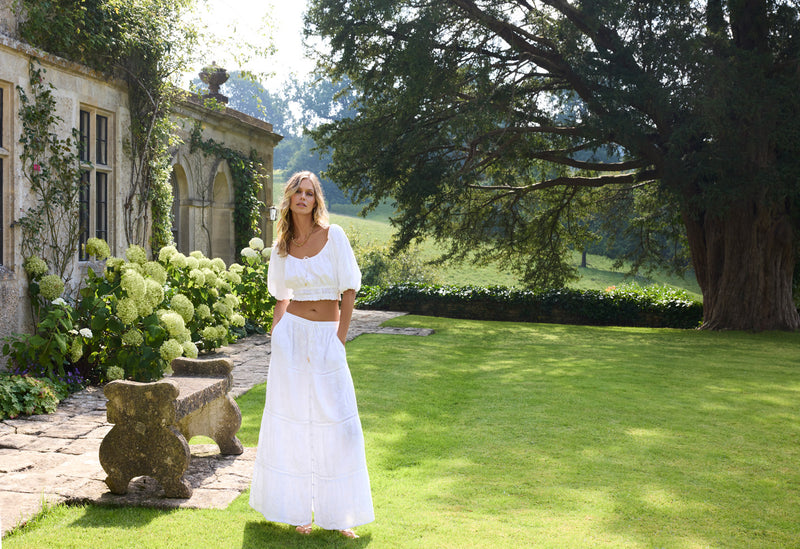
289, 178, 316, 217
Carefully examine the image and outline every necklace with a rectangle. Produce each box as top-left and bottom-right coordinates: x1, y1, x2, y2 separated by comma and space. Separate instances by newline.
292, 227, 316, 248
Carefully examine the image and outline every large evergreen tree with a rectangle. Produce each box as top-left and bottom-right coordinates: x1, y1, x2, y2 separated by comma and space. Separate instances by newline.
306, 0, 800, 330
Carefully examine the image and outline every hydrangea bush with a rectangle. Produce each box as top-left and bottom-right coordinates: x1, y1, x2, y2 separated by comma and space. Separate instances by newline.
231, 236, 276, 332
4, 237, 265, 391
157, 246, 245, 351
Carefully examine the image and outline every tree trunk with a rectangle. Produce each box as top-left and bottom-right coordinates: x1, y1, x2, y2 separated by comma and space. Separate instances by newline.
580, 249, 587, 268
683, 199, 799, 331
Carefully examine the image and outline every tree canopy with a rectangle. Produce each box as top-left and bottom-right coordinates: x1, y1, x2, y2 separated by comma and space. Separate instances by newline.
306, 0, 800, 330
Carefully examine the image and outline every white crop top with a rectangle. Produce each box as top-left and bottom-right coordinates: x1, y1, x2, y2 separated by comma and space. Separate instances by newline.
267, 224, 362, 301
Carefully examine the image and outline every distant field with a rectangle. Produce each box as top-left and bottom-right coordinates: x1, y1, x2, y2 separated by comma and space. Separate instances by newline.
327, 208, 702, 300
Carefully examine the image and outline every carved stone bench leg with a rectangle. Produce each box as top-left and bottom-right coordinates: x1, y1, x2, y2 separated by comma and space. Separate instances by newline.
101, 379, 194, 498
177, 394, 244, 455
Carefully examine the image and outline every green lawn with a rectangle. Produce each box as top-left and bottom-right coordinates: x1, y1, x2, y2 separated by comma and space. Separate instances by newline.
6, 317, 800, 548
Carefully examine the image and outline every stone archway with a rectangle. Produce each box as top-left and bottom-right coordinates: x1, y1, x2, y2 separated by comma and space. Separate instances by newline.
170, 164, 190, 253
210, 167, 235, 266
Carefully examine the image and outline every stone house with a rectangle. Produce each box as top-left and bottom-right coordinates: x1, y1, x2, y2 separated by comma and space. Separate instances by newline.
0, 5, 282, 342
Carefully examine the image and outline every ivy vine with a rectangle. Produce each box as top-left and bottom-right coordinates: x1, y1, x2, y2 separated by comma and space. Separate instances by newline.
189, 122, 267, 255
16, 0, 199, 255
16, 62, 83, 282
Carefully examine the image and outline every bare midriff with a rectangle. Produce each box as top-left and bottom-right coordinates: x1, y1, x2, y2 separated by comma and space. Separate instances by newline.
286, 299, 340, 322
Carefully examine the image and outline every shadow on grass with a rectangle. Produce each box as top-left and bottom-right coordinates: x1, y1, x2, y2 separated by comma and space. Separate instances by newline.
242, 520, 373, 548
67, 503, 180, 530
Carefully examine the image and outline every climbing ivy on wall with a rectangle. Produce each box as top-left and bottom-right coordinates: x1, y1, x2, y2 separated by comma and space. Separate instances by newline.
189, 122, 266, 255
16, 63, 83, 280
16, 0, 199, 255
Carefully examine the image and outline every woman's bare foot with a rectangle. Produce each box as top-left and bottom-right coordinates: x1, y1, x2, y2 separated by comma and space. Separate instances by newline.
340, 528, 359, 539
296, 524, 312, 535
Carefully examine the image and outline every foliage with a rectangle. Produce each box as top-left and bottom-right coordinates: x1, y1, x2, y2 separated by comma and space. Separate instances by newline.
2, 301, 82, 383
71, 242, 244, 383
306, 0, 800, 330
349, 230, 439, 286
232, 238, 276, 333
357, 282, 703, 329
16, 63, 83, 289
157, 246, 245, 352
17, 0, 200, 253
0, 373, 68, 420
189, 122, 266, 254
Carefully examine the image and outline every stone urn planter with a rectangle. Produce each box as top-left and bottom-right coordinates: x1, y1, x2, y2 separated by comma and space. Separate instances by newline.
199, 64, 229, 104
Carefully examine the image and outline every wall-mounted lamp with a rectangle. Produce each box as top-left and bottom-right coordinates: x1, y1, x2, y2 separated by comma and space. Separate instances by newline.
268, 205, 278, 221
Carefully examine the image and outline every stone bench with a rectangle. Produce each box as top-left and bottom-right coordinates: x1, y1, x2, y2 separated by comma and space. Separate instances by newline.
99, 357, 244, 498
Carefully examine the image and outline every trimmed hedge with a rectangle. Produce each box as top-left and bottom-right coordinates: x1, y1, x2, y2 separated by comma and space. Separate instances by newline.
356, 283, 704, 329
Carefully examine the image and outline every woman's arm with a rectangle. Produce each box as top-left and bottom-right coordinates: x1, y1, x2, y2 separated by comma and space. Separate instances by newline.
271, 299, 290, 334
337, 289, 356, 344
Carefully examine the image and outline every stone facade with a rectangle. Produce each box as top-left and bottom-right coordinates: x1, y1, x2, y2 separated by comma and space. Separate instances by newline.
0, 6, 281, 354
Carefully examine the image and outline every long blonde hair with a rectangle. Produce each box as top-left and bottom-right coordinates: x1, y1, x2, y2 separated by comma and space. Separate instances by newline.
274, 171, 330, 256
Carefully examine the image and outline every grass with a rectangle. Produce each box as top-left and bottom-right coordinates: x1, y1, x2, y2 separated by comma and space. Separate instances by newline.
5, 317, 800, 548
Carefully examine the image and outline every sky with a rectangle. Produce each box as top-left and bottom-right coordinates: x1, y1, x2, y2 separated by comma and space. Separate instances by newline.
185, 0, 315, 89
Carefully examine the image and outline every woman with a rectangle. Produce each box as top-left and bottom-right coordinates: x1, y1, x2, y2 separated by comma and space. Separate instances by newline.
250, 171, 374, 539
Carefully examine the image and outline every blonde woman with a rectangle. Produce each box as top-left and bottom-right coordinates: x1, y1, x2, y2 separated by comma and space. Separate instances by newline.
250, 171, 373, 539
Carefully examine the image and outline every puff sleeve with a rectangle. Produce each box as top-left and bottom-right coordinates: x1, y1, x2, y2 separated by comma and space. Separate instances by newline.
267, 247, 294, 300
329, 224, 361, 295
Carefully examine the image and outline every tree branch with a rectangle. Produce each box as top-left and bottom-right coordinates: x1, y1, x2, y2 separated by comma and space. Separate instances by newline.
468, 169, 659, 193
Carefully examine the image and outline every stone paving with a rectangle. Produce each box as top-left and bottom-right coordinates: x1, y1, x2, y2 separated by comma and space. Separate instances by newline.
0, 310, 432, 538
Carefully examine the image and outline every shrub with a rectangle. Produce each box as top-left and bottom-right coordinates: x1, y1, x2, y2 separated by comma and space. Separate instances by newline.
72, 242, 244, 383
357, 282, 703, 329
2, 300, 81, 383
158, 247, 242, 352
231, 237, 275, 333
349, 229, 439, 286
0, 373, 68, 420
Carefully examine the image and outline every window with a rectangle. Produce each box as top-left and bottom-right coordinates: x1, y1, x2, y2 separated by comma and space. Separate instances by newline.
78, 108, 113, 260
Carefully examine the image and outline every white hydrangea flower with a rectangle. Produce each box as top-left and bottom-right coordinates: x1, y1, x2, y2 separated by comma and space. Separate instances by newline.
117, 298, 139, 325
144, 261, 168, 286
194, 303, 211, 320
170, 293, 195, 323
158, 245, 178, 263
189, 268, 205, 286
160, 311, 186, 338
170, 253, 188, 269
159, 339, 183, 362
211, 257, 226, 272
182, 341, 199, 359
126, 245, 147, 265
248, 237, 264, 251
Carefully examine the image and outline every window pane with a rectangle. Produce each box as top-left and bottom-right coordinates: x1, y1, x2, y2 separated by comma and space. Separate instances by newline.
96, 172, 108, 243
79, 110, 91, 163
0, 87, 4, 149
96, 115, 108, 165
79, 171, 90, 260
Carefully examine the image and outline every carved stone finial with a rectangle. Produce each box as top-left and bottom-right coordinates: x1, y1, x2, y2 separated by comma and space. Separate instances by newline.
199, 62, 229, 104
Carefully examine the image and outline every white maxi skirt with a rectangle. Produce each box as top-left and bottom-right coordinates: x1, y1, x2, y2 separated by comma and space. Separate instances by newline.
250, 312, 375, 530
